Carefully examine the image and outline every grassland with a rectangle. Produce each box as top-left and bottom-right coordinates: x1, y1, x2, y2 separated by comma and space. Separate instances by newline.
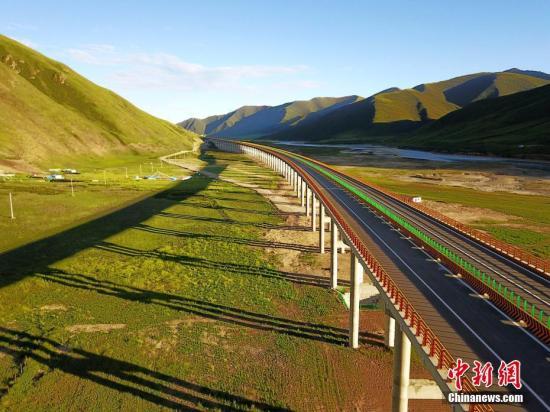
0, 155, 194, 253
1, 150, 445, 411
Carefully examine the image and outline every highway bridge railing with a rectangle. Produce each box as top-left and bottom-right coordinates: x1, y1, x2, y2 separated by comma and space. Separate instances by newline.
290, 151, 550, 277
232, 140, 493, 412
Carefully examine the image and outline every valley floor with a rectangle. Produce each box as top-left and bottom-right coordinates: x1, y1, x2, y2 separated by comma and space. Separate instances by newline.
0, 149, 446, 411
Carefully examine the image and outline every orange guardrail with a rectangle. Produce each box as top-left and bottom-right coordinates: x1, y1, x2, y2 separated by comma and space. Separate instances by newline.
236, 141, 493, 412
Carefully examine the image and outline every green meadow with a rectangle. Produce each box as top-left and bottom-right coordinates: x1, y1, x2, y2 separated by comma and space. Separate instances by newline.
0, 150, 392, 411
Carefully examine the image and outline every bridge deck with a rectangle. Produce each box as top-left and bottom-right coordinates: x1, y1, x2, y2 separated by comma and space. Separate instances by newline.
293, 158, 550, 412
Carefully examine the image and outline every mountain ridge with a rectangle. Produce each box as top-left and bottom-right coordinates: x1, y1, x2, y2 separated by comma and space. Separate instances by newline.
179, 95, 362, 138
266, 69, 550, 143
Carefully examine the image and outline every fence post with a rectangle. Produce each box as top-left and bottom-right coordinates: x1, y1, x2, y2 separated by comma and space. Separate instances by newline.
9, 192, 15, 219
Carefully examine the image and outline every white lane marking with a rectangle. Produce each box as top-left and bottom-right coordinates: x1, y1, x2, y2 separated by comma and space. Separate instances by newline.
329, 188, 550, 411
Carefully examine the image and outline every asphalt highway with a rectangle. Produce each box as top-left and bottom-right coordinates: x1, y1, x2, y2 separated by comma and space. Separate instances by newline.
288, 155, 550, 412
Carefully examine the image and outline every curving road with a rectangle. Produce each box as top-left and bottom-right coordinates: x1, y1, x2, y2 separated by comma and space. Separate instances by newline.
266, 147, 550, 412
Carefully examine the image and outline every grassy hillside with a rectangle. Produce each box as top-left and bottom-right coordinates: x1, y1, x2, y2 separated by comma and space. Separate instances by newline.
179, 96, 361, 138
402, 84, 550, 157
268, 71, 549, 143
0, 35, 198, 172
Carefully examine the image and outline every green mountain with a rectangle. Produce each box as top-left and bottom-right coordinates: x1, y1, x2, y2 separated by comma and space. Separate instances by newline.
179, 96, 362, 138
401, 84, 550, 158
267, 70, 550, 143
179, 105, 268, 136
0, 35, 198, 172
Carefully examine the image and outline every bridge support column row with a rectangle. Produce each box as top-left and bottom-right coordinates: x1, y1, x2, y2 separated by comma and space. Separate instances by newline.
218, 143, 419, 412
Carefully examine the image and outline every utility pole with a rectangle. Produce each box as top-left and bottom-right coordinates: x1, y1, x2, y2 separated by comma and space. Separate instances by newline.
70, 178, 74, 197
9, 192, 14, 219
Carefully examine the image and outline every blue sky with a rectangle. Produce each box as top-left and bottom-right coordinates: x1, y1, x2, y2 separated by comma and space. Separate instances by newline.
2, 1, 550, 122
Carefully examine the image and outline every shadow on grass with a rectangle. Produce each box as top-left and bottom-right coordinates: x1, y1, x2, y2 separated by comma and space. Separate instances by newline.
133, 223, 322, 253
0, 149, 388, 410
94, 241, 349, 288
182, 202, 302, 217
37, 269, 381, 346
0, 170, 221, 288
158, 211, 311, 232
0, 327, 291, 411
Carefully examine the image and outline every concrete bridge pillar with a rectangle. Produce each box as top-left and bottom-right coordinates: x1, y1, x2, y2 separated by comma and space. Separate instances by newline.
392, 327, 411, 412
301, 180, 306, 207
349, 253, 363, 348
385, 312, 395, 348
306, 187, 311, 217
312, 195, 317, 232
331, 221, 338, 289
319, 204, 326, 253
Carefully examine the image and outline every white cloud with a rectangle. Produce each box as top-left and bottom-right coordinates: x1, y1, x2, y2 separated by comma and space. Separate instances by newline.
64, 44, 312, 93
